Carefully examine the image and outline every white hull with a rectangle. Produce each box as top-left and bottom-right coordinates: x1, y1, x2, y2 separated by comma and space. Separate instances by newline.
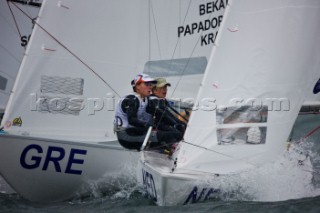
0, 134, 138, 202
140, 152, 222, 206
140, 148, 313, 206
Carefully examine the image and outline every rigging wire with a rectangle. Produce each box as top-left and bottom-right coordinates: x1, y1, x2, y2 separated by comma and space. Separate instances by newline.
149, 0, 162, 60
168, 0, 192, 66
167, 0, 193, 91
145, 0, 196, 133
10, 1, 121, 98
169, 0, 219, 98
148, 0, 150, 71
146, 0, 194, 83
7, 0, 23, 47
147, 0, 193, 79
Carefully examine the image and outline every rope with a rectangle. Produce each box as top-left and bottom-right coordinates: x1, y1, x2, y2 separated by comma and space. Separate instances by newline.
168, 104, 189, 122
144, 140, 177, 153
181, 140, 240, 160
10, 1, 121, 97
304, 125, 320, 140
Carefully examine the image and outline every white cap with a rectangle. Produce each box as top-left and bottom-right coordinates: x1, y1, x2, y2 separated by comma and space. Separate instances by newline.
131, 74, 156, 87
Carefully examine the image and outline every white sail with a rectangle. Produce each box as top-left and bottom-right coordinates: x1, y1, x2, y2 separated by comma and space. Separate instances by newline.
1, 0, 225, 139
175, 0, 320, 174
0, 0, 41, 112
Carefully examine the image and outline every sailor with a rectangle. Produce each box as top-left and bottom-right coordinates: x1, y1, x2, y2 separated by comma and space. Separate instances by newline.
146, 78, 186, 142
114, 74, 157, 150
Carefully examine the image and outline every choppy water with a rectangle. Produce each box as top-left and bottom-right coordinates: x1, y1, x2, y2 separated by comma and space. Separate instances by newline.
0, 114, 319, 212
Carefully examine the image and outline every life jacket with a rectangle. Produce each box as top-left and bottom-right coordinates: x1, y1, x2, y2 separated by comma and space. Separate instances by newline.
114, 94, 152, 129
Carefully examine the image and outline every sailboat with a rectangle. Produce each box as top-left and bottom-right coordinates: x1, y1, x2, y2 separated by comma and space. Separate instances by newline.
139, 0, 320, 206
0, 0, 41, 117
0, 0, 225, 202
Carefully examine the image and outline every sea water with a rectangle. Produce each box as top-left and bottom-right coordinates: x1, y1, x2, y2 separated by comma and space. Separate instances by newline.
0, 114, 319, 212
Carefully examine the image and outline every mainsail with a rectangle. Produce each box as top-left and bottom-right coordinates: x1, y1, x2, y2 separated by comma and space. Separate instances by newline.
175, 0, 320, 174
1, 0, 225, 140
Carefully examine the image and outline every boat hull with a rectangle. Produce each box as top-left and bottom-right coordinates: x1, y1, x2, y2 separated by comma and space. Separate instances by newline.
0, 134, 138, 202
140, 152, 222, 206
139, 148, 313, 206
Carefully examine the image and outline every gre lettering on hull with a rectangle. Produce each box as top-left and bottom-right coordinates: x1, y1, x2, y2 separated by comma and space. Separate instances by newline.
20, 144, 87, 175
